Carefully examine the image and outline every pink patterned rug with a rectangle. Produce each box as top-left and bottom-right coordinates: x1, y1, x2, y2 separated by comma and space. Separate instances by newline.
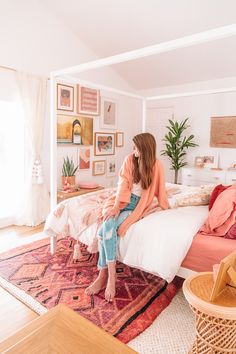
0, 236, 182, 343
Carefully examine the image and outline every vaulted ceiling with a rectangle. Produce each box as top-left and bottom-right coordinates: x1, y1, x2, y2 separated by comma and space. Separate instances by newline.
39, 0, 236, 90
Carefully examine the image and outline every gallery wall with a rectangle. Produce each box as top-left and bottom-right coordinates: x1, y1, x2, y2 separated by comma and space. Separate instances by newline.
54, 81, 143, 190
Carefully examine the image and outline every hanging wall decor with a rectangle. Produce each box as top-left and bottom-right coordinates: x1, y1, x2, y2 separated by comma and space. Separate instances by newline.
79, 148, 90, 170
106, 158, 116, 177
210, 116, 236, 148
92, 160, 106, 176
116, 132, 124, 147
100, 97, 117, 129
94, 132, 115, 156
57, 83, 74, 112
57, 115, 93, 145
77, 85, 100, 116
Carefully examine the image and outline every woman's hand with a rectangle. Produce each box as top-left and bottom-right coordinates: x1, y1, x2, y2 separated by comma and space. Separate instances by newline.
103, 205, 120, 221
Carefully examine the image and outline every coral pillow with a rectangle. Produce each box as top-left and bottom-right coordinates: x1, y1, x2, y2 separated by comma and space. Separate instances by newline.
224, 222, 236, 239
208, 184, 231, 210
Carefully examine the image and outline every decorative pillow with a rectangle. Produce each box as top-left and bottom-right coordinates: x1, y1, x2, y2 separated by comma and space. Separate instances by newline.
209, 184, 231, 210
176, 192, 211, 207
224, 222, 236, 239
169, 184, 215, 208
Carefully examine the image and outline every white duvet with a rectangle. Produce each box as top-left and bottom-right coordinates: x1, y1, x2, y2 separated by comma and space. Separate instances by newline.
79, 205, 208, 283
45, 183, 212, 283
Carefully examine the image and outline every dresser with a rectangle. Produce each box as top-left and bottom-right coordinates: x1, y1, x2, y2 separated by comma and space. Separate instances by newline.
181, 167, 236, 186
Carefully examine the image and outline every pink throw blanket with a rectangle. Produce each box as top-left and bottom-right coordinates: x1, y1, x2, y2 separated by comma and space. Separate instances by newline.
44, 188, 116, 239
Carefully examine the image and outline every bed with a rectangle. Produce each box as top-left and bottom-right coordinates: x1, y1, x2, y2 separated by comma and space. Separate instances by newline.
44, 183, 236, 283
181, 232, 236, 272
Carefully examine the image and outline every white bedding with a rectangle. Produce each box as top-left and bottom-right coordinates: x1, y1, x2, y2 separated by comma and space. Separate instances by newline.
79, 205, 208, 283
45, 183, 212, 283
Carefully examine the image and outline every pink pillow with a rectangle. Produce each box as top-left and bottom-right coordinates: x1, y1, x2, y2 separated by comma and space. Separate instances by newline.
208, 184, 231, 210
224, 222, 236, 239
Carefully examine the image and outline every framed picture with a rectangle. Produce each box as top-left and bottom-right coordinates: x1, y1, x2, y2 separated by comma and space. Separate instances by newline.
57, 83, 74, 112
116, 132, 124, 147
203, 153, 219, 168
57, 115, 93, 145
194, 156, 204, 168
106, 158, 116, 177
92, 160, 106, 176
100, 97, 117, 129
77, 85, 100, 116
210, 116, 236, 148
94, 132, 115, 156
78, 148, 90, 170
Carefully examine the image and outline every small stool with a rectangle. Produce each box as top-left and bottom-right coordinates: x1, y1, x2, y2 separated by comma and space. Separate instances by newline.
183, 272, 236, 353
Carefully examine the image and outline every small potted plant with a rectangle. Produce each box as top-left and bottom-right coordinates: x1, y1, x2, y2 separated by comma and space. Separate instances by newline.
62, 157, 78, 188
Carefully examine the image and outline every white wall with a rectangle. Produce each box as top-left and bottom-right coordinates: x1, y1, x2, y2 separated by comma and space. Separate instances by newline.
2, 1, 236, 189
146, 83, 236, 183
0, 0, 134, 91
0, 0, 143, 193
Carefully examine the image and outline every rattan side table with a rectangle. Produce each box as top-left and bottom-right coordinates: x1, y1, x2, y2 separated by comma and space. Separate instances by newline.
183, 272, 236, 354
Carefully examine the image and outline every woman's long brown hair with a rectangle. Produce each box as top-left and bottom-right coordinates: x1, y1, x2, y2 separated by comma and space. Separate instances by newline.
132, 133, 156, 189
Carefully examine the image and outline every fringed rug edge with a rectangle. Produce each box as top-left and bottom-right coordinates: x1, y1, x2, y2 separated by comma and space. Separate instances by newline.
0, 276, 47, 315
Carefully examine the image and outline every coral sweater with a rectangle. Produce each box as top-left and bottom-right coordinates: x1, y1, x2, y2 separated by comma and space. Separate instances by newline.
103, 154, 169, 236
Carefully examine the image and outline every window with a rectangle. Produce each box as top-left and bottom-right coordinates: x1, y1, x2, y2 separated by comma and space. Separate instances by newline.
0, 100, 24, 226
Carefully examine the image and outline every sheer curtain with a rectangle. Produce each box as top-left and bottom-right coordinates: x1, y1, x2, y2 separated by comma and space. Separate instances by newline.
15, 72, 50, 226
0, 70, 25, 228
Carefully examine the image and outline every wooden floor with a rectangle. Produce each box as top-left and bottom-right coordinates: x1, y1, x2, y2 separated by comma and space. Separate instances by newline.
0, 225, 43, 342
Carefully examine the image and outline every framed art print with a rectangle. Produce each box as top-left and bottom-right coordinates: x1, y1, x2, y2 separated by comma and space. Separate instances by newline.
92, 160, 106, 176
210, 116, 236, 148
106, 158, 116, 177
57, 83, 74, 112
100, 97, 117, 129
94, 132, 115, 156
57, 115, 93, 145
79, 148, 90, 170
203, 153, 219, 168
116, 132, 124, 147
194, 156, 204, 168
77, 85, 100, 116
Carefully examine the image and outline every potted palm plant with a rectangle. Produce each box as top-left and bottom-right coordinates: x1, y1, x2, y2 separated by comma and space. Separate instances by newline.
62, 157, 78, 187
161, 118, 198, 184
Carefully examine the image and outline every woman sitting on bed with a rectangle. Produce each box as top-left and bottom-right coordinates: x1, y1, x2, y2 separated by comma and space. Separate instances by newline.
85, 132, 169, 302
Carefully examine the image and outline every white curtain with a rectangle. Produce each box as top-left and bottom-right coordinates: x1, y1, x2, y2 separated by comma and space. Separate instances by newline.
15, 72, 50, 226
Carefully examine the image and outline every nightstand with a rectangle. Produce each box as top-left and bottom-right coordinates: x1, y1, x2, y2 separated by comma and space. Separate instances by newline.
57, 186, 104, 203
183, 272, 236, 353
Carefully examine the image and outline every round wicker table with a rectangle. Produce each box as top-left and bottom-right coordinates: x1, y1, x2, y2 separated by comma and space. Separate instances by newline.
183, 272, 236, 354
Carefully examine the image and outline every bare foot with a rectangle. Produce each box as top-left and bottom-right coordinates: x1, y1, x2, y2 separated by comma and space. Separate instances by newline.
85, 269, 108, 296
105, 277, 116, 302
